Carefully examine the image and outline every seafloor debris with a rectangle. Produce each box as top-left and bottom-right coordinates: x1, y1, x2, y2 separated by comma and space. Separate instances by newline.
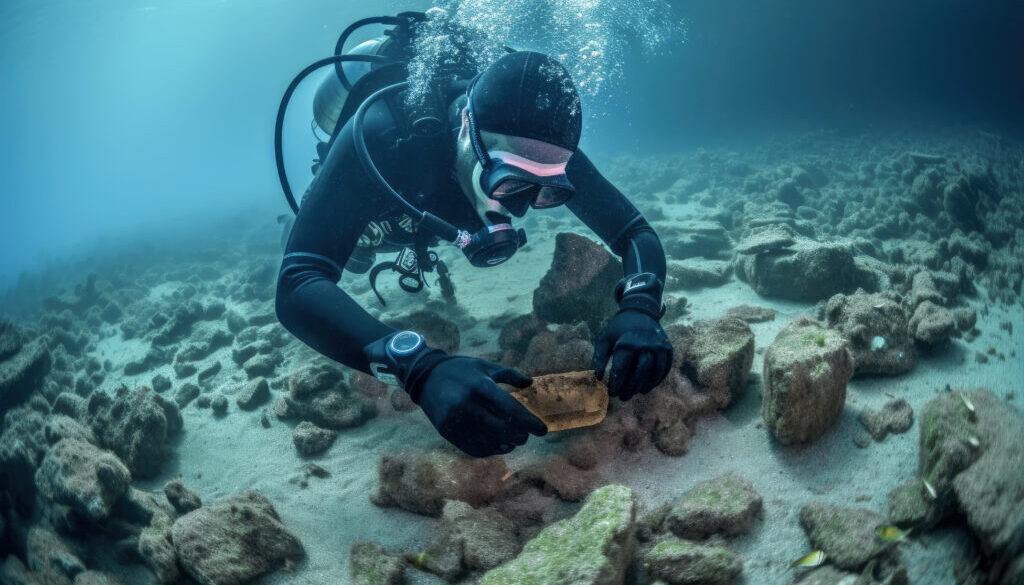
479, 484, 636, 585
668, 317, 755, 409
859, 399, 914, 442
532, 232, 622, 332
823, 292, 915, 376
762, 316, 854, 445
170, 490, 305, 585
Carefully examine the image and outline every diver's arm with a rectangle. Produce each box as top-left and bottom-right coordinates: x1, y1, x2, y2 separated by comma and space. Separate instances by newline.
275, 127, 395, 373
564, 150, 667, 310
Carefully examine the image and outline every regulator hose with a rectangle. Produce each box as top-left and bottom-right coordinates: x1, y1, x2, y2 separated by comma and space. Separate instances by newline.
274, 54, 391, 214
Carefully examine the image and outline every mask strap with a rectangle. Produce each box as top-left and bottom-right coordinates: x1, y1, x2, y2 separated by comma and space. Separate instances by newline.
465, 74, 492, 169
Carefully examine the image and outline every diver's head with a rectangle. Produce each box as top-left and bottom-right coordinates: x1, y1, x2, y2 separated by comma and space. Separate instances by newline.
455, 51, 582, 220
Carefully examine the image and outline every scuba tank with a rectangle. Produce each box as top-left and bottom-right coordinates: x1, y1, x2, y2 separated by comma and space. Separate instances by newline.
311, 38, 383, 137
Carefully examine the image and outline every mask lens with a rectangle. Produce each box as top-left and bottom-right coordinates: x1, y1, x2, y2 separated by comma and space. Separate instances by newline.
532, 185, 573, 209
491, 179, 537, 198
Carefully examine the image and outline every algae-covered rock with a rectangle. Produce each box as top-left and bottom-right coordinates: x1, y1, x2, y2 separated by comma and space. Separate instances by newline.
665, 473, 762, 539
823, 292, 915, 376
533, 233, 622, 332
292, 421, 338, 456
859, 399, 914, 442
735, 224, 795, 255
0, 336, 52, 419
920, 389, 1024, 582
35, 438, 131, 523
170, 490, 304, 585
277, 363, 377, 430
350, 542, 406, 585
642, 537, 743, 585
418, 500, 520, 579
235, 377, 270, 410
909, 301, 956, 346
26, 524, 86, 585
164, 478, 202, 515
669, 317, 754, 408
724, 304, 776, 323
372, 449, 507, 517
666, 258, 733, 290
86, 386, 182, 479
762, 317, 853, 445
887, 480, 935, 528
138, 509, 179, 584
480, 484, 636, 585
799, 503, 886, 570
735, 239, 876, 302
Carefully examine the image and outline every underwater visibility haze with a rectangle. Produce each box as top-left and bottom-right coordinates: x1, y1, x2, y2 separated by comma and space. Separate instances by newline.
1, 1, 1023, 584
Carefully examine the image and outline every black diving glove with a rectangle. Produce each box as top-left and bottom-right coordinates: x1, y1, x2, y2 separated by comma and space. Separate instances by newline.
363, 331, 547, 458
592, 273, 673, 400
410, 357, 548, 458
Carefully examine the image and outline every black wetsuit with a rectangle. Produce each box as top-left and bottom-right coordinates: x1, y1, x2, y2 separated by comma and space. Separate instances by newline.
275, 96, 667, 374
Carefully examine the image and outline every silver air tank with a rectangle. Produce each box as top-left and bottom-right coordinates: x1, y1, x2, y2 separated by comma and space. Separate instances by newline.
312, 38, 384, 136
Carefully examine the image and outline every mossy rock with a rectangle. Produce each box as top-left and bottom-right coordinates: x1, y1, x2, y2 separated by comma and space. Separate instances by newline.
798, 503, 887, 571
480, 484, 636, 585
350, 542, 406, 585
665, 473, 762, 539
642, 537, 743, 585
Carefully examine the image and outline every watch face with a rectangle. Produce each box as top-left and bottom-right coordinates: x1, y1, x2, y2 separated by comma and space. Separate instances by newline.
388, 331, 424, 356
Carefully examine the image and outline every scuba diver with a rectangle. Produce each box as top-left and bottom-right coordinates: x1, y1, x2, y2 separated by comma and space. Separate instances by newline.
274, 11, 672, 458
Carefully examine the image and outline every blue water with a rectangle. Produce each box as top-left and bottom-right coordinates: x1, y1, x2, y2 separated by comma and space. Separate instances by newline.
2, 0, 1021, 290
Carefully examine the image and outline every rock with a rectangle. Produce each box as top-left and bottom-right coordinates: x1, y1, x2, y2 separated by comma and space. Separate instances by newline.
480, 484, 636, 585
44, 415, 97, 446
497, 313, 548, 361
642, 537, 743, 585
0, 320, 23, 361
350, 542, 406, 585
762, 317, 854, 445
51, 393, 86, 419
73, 571, 126, 585
665, 473, 762, 539
174, 383, 200, 408
35, 438, 131, 522
659, 221, 731, 260
151, 374, 171, 393
669, 317, 754, 408
420, 500, 520, 579
909, 271, 943, 308
87, 386, 182, 479
533, 233, 622, 332
887, 481, 935, 528
823, 292, 915, 376
197, 361, 222, 384
909, 301, 956, 345
152, 300, 206, 346
0, 336, 52, 418
278, 364, 376, 429
26, 524, 86, 584
666, 258, 733, 289
799, 503, 887, 570
170, 490, 305, 585
942, 175, 982, 232
920, 389, 1024, 582
372, 450, 507, 517
173, 362, 197, 379
292, 421, 338, 456
519, 454, 599, 502
859, 399, 913, 441
735, 239, 876, 302
235, 377, 270, 410
242, 352, 280, 379
734, 224, 795, 255
519, 324, 593, 377
210, 395, 228, 417
164, 478, 202, 514
724, 305, 775, 323
138, 509, 179, 584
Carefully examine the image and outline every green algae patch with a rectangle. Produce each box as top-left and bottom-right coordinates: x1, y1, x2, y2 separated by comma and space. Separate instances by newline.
666, 473, 762, 539
480, 484, 636, 585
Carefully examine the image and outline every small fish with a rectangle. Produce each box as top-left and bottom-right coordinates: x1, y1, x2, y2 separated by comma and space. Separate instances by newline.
966, 436, 980, 448
790, 550, 827, 569
922, 478, 937, 500
500, 470, 517, 482
959, 391, 975, 415
873, 303, 886, 310
876, 525, 908, 542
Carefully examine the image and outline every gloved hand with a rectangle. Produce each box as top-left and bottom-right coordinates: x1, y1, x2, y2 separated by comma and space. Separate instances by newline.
592, 309, 673, 400
408, 356, 548, 458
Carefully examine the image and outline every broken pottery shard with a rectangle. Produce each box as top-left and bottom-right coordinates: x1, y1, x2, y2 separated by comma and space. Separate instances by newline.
506, 371, 608, 432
